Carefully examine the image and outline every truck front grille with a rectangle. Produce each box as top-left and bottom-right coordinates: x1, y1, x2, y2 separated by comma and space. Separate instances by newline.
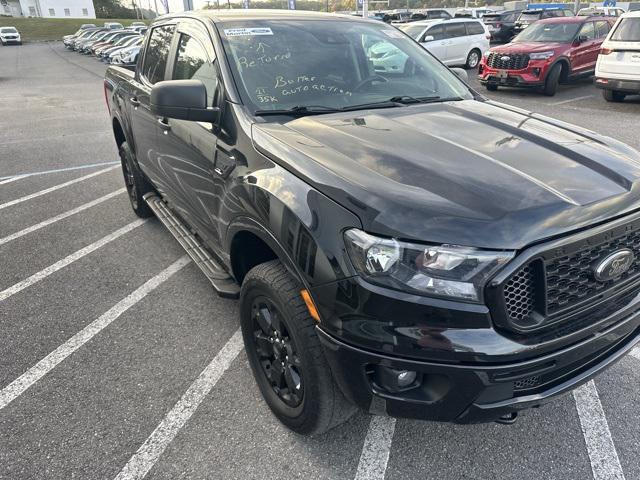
497, 217, 640, 332
487, 52, 529, 70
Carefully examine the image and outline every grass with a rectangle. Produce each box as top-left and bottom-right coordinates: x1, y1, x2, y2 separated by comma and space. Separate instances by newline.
0, 17, 149, 42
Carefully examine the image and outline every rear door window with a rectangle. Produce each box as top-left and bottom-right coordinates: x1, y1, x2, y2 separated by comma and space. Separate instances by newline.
610, 18, 640, 41
445, 22, 467, 38
141, 25, 175, 85
465, 21, 485, 35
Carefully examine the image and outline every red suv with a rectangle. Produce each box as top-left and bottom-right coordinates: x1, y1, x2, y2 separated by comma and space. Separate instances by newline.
478, 16, 615, 95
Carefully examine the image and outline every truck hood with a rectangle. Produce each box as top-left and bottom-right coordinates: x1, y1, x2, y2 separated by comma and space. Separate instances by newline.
251, 100, 640, 250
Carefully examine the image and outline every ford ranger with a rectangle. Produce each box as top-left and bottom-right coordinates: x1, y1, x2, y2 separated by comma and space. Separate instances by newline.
104, 10, 640, 435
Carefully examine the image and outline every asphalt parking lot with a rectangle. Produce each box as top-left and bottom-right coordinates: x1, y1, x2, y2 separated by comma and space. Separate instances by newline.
1, 41, 639, 480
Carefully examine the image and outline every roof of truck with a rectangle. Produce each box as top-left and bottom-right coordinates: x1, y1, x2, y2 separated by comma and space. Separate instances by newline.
156, 9, 366, 23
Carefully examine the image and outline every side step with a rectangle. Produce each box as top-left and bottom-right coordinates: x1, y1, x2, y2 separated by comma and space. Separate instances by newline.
144, 193, 240, 299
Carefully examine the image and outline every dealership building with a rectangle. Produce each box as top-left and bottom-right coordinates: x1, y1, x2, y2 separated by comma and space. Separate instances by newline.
1, 0, 96, 18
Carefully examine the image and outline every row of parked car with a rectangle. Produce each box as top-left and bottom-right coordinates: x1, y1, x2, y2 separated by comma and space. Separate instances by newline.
62, 22, 146, 65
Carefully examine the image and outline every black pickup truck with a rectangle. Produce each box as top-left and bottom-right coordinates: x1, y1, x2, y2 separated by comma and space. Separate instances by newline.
105, 10, 640, 434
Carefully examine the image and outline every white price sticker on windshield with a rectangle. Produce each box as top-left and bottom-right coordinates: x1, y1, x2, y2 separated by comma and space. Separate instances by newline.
223, 27, 273, 37
382, 29, 405, 39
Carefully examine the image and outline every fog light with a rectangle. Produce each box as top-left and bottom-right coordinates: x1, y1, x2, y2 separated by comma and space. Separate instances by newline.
532, 68, 541, 77
373, 366, 419, 393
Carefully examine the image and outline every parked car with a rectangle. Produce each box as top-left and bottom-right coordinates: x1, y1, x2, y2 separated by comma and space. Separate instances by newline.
63, 27, 103, 48
79, 23, 97, 29
104, 22, 124, 30
106, 10, 640, 435
71, 29, 109, 51
409, 9, 452, 21
0, 26, 21, 46
130, 21, 146, 27
595, 11, 640, 101
108, 43, 141, 64
454, 8, 494, 19
479, 16, 615, 95
483, 10, 523, 42
389, 11, 413, 24
513, 8, 574, 36
99, 35, 142, 61
91, 31, 138, 55
399, 18, 490, 68
578, 7, 626, 17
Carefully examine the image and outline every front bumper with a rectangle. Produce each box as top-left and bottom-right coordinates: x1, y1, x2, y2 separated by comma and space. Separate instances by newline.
1, 37, 21, 44
595, 77, 640, 94
318, 313, 640, 423
478, 59, 551, 88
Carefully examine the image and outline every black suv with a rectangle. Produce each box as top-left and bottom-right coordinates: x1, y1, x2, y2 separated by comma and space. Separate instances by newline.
514, 8, 574, 35
105, 10, 640, 435
483, 9, 523, 42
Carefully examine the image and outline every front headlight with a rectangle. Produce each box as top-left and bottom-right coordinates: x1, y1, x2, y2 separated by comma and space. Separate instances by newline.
344, 229, 513, 302
529, 51, 554, 60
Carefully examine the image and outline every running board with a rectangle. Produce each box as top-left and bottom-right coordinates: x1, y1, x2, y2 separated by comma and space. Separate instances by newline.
144, 193, 240, 299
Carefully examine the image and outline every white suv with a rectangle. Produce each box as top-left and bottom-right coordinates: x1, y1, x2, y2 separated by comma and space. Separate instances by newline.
0, 26, 21, 46
399, 19, 490, 69
595, 11, 640, 101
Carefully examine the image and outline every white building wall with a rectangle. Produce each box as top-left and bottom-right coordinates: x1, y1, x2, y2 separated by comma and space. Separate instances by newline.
16, 0, 95, 17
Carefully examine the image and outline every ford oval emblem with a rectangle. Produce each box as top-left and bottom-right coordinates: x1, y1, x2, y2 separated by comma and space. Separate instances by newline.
500, 55, 511, 61
594, 249, 635, 282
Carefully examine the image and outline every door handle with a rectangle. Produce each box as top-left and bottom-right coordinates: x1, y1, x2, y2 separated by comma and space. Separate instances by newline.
130, 97, 140, 107
157, 117, 171, 133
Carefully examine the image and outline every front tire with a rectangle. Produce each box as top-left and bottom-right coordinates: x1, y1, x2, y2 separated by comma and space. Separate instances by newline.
240, 260, 356, 435
542, 63, 562, 96
119, 142, 153, 218
603, 89, 626, 102
465, 49, 481, 69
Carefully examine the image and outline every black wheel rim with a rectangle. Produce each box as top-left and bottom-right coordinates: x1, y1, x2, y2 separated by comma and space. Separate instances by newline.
251, 297, 304, 408
121, 158, 138, 209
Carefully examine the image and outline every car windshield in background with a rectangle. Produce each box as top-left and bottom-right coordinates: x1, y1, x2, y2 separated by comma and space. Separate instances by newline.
611, 18, 640, 41
398, 23, 428, 40
519, 13, 542, 21
1, 27, 18, 33
219, 20, 472, 113
514, 22, 580, 42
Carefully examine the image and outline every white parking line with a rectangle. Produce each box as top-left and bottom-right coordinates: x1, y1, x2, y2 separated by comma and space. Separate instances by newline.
0, 256, 191, 411
549, 95, 594, 106
573, 381, 626, 480
0, 165, 119, 211
113, 329, 244, 480
0, 161, 119, 182
0, 219, 147, 302
354, 416, 397, 480
0, 188, 126, 246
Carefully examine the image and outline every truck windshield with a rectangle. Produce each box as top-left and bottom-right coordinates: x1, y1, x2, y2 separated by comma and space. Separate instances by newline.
218, 20, 472, 113
513, 22, 580, 42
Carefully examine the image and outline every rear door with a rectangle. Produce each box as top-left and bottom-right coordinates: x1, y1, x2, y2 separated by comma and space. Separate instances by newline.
443, 22, 470, 64
130, 23, 176, 192
152, 19, 224, 247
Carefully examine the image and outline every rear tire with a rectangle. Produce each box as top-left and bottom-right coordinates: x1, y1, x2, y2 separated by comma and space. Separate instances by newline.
486, 84, 498, 92
542, 63, 562, 96
603, 89, 626, 102
465, 49, 481, 69
240, 260, 356, 435
119, 142, 154, 218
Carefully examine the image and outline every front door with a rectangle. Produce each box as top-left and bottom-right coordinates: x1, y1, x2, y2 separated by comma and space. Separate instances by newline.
152, 19, 224, 249
132, 23, 176, 193
572, 21, 599, 74
420, 24, 447, 61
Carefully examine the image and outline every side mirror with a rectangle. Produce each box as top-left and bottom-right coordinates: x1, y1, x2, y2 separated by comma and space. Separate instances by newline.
422, 35, 435, 42
150, 79, 220, 123
450, 67, 468, 82
574, 35, 588, 45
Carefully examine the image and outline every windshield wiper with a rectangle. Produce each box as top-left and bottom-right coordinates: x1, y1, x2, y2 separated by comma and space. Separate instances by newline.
254, 105, 342, 117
